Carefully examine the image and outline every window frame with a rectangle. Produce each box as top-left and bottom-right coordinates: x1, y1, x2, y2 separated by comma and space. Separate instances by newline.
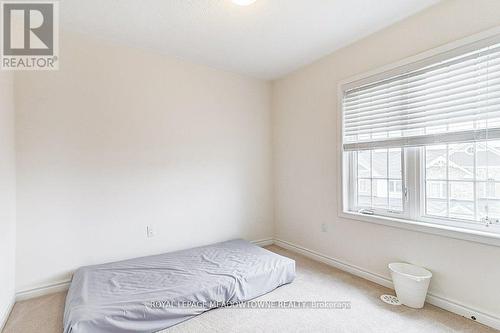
337, 27, 500, 247
347, 148, 408, 219
418, 143, 500, 230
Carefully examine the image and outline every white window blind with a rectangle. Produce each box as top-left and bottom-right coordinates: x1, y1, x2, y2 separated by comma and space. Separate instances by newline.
343, 35, 500, 151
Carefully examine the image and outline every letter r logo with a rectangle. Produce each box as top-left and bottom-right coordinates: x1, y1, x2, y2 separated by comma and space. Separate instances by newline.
2, 2, 54, 56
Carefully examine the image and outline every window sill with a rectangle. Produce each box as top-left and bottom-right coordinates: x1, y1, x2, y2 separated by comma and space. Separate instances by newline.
339, 211, 500, 247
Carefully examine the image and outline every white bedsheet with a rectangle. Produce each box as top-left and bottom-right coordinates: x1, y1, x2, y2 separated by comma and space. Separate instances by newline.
63, 239, 295, 333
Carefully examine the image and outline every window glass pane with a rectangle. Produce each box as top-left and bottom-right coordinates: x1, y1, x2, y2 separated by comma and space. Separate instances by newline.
426, 145, 446, 180
426, 181, 447, 217
358, 179, 370, 194
372, 149, 387, 178
357, 151, 371, 178
388, 149, 402, 179
426, 181, 446, 199
476, 140, 500, 181
449, 181, 474, 220
489, 185, 500, 218
478, 182, 500, 219
372, 179, 388, 209
423, 142, 500, 223
476, 142, 487, 180
389, 180, 403, 211
449, 143, 474, 180
449, 181, 473, 201
357, 179, 371, 207
353, 149, 403, 213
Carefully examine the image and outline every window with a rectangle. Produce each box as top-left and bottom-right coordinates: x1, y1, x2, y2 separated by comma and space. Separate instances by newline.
424, 141, 500, 222
341, 32, 500, 235
353, 149, 404, 214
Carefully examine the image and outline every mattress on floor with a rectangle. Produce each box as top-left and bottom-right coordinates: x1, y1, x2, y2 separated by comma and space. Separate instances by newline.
63, 239, 295, 333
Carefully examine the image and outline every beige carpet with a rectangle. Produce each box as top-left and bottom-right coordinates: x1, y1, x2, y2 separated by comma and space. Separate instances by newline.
4, 245, 497, 333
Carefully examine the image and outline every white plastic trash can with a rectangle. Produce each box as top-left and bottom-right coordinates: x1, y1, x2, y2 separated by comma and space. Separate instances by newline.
388, 263, 432, 309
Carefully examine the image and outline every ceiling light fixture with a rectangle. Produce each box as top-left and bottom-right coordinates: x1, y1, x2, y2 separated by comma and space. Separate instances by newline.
232, 0, 257, 6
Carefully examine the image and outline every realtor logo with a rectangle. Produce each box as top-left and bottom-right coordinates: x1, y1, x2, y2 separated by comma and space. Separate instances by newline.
1, 1, 59, 70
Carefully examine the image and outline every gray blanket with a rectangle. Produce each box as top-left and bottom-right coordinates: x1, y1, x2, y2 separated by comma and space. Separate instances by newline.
63, 239, 295, 333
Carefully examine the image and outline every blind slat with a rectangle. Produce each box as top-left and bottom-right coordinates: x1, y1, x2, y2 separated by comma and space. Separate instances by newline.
344, 80, 500, 120
343, 36, 500, 150
344, 69, 500, 113
343, 128, 500, 151
344, 89, 500, 126
346, 44, 500, 97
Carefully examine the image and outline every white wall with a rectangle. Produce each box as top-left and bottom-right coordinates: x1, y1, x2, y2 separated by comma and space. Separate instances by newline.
0, 72, 16, 327
272, 0, 500, 319
15, 31, 273, 292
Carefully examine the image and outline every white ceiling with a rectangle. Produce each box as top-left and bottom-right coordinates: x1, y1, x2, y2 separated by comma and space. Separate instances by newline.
60, 0, 440, 80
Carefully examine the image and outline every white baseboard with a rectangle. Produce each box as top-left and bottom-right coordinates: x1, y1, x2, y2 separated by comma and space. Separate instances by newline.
426, 294, 500, 331
16, 280, 71, 302
274, 237, 500, 331
0, 295, 15, 332
274, 238, 393, 288
251, 237, 274, 247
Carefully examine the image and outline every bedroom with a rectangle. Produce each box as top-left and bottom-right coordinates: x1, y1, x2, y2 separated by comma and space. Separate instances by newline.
1, 0, 500, 332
